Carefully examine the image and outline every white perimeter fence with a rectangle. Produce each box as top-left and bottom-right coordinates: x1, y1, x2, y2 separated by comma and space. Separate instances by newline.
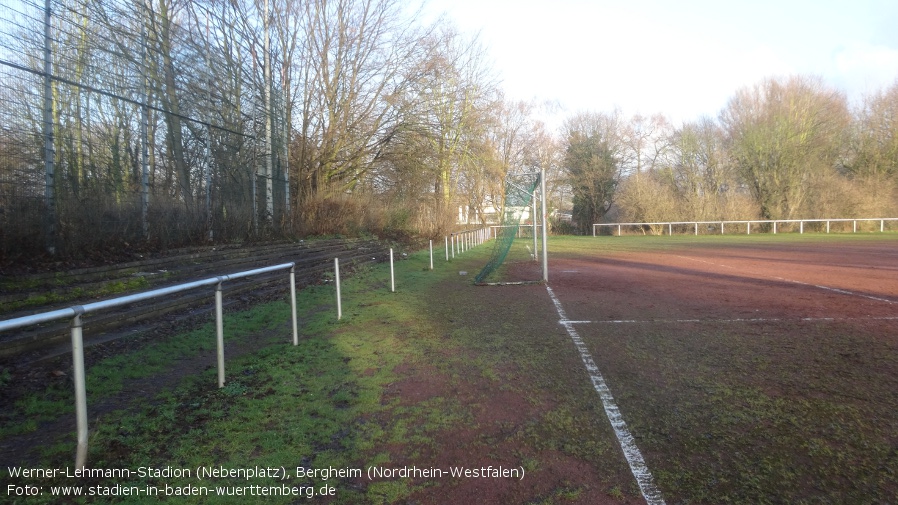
0, 263, 300, 468
0, 229, 496, 468
593, 218, 898, 237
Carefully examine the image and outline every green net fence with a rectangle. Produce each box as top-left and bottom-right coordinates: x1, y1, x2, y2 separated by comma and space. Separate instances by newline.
474, 173, 541, 284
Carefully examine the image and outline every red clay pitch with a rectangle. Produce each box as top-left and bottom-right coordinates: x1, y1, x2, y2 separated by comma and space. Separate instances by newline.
530, 236, 898, 503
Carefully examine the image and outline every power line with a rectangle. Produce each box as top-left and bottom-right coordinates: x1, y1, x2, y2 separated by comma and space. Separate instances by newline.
0, 56, 255, 139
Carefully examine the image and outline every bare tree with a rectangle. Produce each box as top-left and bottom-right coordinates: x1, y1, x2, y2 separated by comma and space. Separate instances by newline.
720, 76, 849, 220
621, 113, 672, 177
293, 0, 420, 198
849, 81, 898, 179
408, 23, 495, 223
476, 95, 542, 224
666, 116, 752, 220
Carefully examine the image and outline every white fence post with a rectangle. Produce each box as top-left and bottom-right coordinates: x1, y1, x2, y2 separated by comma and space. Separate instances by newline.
800, 221, 804, 234
215, 281, 225, 387
289, 267, 298, 346
429, 240, 433, 270
335, 258, 342, 320
70, 314, 88, 469
390, 248, 395, 292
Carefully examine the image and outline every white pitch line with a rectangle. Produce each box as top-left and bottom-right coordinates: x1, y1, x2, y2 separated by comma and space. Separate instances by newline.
674, 255, 897, 305
772, 276, 896, 304
546, 285, 666, 505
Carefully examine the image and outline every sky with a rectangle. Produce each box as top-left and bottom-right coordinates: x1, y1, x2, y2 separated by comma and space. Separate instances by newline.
420, 0, 898, 129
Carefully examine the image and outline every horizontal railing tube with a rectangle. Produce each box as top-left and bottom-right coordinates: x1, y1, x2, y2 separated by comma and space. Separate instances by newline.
0, 261, 297, 469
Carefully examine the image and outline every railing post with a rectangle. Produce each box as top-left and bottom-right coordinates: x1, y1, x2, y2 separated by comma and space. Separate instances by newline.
0, 261, 300, 468
668, 223, 672, 236
800, 221, 804, 234
429, 240, 433, 270
618, 224, 621, 236
827, 221, 830, 233
773, 221, 777, 234
747, 222, 751, 235
695, 223, 698, 236
445, 236, 449, 261
721, 222, 724, 235
389, 248, 395, 292
71, 313, 88, 469
215, 281, 225, 388
335, 258, 342, 320
289, 267, 298, 346
853, 220, 857, 233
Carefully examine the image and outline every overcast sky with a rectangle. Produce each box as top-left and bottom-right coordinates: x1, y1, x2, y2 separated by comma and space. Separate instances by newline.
421, 0, 898, 128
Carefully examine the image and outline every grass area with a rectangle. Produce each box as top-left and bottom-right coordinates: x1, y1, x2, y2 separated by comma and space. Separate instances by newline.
0, 276, 152, 314
568, 228, 898, 253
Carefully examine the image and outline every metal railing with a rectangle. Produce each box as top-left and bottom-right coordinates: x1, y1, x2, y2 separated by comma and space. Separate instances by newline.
450, 227, 490, 257
0, 262, 299, 468
593, 218, 898, 236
